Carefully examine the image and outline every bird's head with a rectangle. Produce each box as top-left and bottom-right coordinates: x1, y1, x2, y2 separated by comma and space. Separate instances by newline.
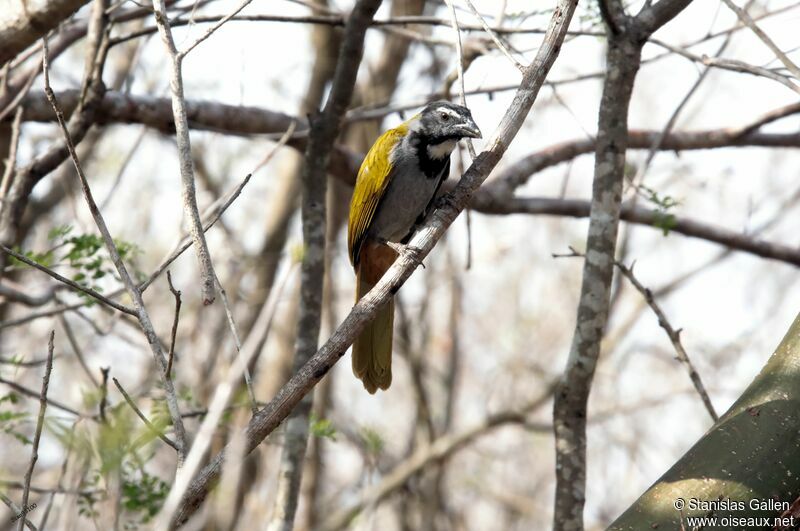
417, 101, 482, 143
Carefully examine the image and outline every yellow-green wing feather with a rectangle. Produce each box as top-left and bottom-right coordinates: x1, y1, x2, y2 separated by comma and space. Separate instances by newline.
347, 121, 409, 266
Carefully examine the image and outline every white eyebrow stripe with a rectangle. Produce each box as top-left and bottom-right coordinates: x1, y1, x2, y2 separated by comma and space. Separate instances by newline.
438, 107, 461, 118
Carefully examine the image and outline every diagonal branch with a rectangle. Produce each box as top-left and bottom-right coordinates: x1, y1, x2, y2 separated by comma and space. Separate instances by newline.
719, 0, 800, 80
612, 259, 718, 421
172, 0, 579, 523
17, 330, 54, 531
0, 0, 91, 66
0, 244, 137, 315
42, 39, 189, 462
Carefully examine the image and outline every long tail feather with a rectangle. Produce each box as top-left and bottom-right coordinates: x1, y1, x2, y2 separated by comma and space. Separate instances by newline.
353, 242, 396, 393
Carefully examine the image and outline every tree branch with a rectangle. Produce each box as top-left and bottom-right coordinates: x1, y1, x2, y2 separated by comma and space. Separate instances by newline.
42, 40, 189, 462
471, 195, 800, 267
552, 0, 694, 525
17, 330, 54, 531
268, 1, 382, 529
152, 0, 218, 305
0, 0, 90, 66
172, 0, 579, 523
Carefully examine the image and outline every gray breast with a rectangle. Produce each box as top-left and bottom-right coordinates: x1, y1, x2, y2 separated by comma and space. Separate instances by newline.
368, 137, 448, 243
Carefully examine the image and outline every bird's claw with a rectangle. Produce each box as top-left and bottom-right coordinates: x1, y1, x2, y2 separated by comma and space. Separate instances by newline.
383, 241, 425, 268
434, 192, 456, 211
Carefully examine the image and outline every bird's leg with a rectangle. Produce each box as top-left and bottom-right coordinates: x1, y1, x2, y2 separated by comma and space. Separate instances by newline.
377, 238, 425, 269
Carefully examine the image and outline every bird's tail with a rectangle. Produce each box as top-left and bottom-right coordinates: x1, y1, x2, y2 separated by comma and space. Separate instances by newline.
352, 241, 397, 393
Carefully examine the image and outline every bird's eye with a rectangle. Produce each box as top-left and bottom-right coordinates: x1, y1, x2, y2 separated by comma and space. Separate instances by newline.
440, 112, 450, 121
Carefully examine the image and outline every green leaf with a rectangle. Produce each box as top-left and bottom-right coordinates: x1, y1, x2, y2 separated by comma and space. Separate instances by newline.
360, 426, 384, 456
310, 414, 337, 441
48, 224, 73, 241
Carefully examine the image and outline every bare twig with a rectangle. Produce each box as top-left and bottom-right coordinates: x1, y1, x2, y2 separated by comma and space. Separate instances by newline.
720, 0, 800, 80
152, 0, 218, 305
17, 331, 54, 531
613, 260, 718, 421
216, 277, 257, 413
470, 195, 800, 267
651, 38, 800, 95
178, 0, 255, 57
42, 38, 188, 462
58, 314, 100, 387
444, 0, 477, 159
0, 244, 137, 315
320, 383, 557, 531
462, 0, 524, 71
173, 0, 579, 522
112, 377, 180, 451
0, 281, 60, 306
1, 492, 37, 531
0, 106, 22, 206
0, 374, 83, 418
98, 366, 109, 421
166, 271, 181, 378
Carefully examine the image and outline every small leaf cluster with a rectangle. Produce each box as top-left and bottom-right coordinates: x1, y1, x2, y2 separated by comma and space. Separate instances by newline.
11, 224, 142, 295
360, 426, 384, 456
0, 392, 30, 445
310, 413, 337, 441
121, 465, 169, 526
640, 185, 680, 236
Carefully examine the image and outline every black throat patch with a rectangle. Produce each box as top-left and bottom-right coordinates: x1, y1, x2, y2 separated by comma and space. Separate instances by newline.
412, 133, 453, 179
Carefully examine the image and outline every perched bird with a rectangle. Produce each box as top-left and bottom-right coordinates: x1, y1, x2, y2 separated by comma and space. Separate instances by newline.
347, 101, 482, 393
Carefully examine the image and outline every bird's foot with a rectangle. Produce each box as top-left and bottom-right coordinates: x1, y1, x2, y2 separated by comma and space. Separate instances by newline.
379, 239, 425, 269
434, 192, 457, 211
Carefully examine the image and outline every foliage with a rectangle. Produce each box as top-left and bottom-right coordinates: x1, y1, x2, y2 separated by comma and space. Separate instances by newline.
639, 184, 680, 236
360, 426, 384, 457
121, 464, 170, 526
10, 224, 142, 297
309, 413, 338, 441
0, 392, 30, 445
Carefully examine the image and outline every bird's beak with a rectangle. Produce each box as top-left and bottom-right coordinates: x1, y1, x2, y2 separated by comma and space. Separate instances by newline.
459, 120, 482, 139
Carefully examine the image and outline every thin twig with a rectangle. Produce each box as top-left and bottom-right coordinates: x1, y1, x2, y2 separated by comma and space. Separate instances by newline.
0, 106, 23, 210
98, 367, 109, 422
42, 36, 188, 462
36, 421, 76, 530
166, 271, 181, 378
613, 260, 719, 421
720, 0, 800, 80
216, 277, 257, 413
1, 492, 37, 531
0, 244, 137, 316
152, 0, 218, 305
112, 377, 180, 451
178, 0, 255, 57
17, 331, 54, 531
58, 314, 100, 387
462, 0, 525, 71
444, 0, 477, 159
0, 375, 83, 418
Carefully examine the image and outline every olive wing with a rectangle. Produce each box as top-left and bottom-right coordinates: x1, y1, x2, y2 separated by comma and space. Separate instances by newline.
347, 124, 407, 266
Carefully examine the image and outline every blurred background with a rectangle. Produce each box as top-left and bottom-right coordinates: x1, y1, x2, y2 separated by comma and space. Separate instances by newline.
1, 0, 799, 529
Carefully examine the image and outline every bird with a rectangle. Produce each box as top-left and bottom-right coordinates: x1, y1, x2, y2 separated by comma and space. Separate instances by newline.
347, 101, 482, 393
